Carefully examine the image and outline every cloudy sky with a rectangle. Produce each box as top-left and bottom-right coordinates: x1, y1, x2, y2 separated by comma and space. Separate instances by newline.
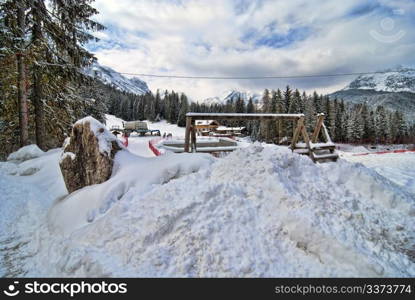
88, 0, 415, 101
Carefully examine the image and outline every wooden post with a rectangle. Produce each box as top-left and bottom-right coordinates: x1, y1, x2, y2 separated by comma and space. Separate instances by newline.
191, 119, 197, 152
311, 114, 325, 143
290, 117, 304, 150
301, 125, 314, 161
185, 116, 192, 152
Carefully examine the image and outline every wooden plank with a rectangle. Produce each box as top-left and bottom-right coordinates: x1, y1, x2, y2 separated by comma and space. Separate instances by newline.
311, 114, 325, 143
321, 123, 333, 143
185, 113, 303, 121
290, 117, 304, 150
300, 125, 314, 162
184, 116, 192, 153
191, 119, 197, 153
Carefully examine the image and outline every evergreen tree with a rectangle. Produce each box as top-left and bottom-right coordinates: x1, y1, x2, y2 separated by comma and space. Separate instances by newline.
375, 106, 388, 143
283, 86, 292, 113
177, 93, 189, 127
260, 89, 271, 141
246, 97, 255, 134
312, 91, 322, 113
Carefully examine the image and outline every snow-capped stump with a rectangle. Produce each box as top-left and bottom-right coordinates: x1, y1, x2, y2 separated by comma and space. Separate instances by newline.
60, 116, 123, 193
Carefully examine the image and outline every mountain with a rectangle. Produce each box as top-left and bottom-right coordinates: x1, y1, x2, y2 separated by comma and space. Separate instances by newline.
202, 90, 262, 106
85, 63, 150, 95
330, 66, 415, 121
344, 66, 415, 93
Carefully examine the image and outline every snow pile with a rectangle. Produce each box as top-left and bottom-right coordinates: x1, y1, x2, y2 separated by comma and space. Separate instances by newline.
2, 140, 415, 277
7, 144, 45, 162
49, 150, 215, 235
26, 144, 415, 277
0, 149, 67, 277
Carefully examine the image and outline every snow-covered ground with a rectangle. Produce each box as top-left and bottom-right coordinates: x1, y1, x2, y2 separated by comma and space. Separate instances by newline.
1, 117, 414, 277
342, 152, 415, 196
105, 114, 186, 157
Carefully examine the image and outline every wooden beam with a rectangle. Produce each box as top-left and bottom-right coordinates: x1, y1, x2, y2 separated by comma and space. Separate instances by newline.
290, 117, 304, 150
184, 116, 192, 153
300, 125, 314, 162
186, 113, 304, 121
191, 119, 197, 153
311, 114, 325, 143
321, 123, 333, 143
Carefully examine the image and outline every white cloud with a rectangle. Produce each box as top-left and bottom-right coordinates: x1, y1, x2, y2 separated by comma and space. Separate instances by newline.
89, 0, 415, 101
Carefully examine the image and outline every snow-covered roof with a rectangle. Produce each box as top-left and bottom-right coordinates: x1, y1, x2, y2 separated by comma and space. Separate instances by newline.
216, 126, 246, 131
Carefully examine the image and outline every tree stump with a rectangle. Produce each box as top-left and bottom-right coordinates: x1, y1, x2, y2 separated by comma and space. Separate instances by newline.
60, 117, 122, 193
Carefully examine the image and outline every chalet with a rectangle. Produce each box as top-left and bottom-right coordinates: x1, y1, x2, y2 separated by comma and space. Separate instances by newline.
195, 120, 220, 136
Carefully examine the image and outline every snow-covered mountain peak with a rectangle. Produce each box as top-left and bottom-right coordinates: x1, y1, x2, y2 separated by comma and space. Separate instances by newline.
85, 63, 150, 95
344, 66, 415, 93
201, 90, 262, 105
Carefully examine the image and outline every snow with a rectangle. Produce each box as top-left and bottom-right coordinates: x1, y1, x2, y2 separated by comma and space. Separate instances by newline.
7, 144, 45, 162
1, 140, 414, 277
342, 151, 415, 196
49, 150, 214, 236
104, 114, 186, 157
0, 149, 67, 277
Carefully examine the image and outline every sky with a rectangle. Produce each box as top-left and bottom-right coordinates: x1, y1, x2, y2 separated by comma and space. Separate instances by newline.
88, 0, 415, 101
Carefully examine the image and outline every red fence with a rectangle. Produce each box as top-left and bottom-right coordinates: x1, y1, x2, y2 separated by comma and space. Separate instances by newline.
352, 149, 415, 156
122, 135, 128, 147
148, 138, 163, 156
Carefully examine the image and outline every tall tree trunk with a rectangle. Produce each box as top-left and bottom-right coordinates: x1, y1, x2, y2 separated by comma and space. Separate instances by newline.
17, 3, 29, 147
33, 67, 45, 150
33, 0, 46, 150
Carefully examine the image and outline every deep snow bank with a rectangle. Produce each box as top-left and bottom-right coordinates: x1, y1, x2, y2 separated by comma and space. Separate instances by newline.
49, 150, 215, 235
7, 144, 45, 162
0, 149, 67, 276
37, 144, 415, 277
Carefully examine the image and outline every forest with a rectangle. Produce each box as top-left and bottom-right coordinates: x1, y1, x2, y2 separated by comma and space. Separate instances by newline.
1, 0, 414, 160
106, 86, 415, 145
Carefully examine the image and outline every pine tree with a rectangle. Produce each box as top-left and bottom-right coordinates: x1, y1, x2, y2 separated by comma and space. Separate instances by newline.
283, 86, 293, 139
246, 97, 255, 134
235, 96, 245, 127
312, 91, 322, 113
1, 0, 30, 146
375, 106, 388, 143
283, 86, 292, 113
177, 93, 189, 127
324, 96, 335, 137
260, 89, 271, 141
305, 93, 316, 134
